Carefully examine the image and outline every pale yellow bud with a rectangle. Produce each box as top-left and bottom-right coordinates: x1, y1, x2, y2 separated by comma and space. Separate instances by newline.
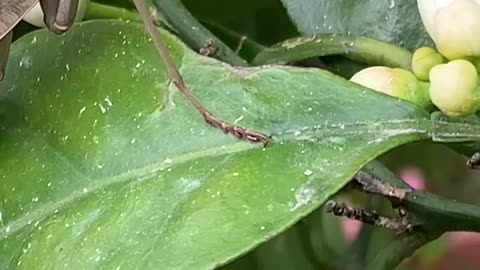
412, 47, 445, 81
429, 59, 480, 116
350, 66, 431, 108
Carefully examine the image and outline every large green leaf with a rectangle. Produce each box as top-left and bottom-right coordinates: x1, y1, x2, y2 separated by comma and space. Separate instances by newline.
279, 0, 433, 50
0, 20, 431, 269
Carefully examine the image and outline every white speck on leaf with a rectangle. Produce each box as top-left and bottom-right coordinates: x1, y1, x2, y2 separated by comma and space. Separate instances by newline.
177, 178, 201, 194
19, 56, 32, 68
304, 169, 313, 176
104, 97, 113, 107
99, 104, 106, 114
79, 107, 87, 117
389, 0, 395, 9
233, 115, 244, 124
289, 180, 318, 211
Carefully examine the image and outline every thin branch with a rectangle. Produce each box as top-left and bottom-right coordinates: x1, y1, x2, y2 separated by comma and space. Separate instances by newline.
234, 36, 247, 54
344, 196, 382, 270
326, 200, 411, 233
356, 160, 480, 269
361, 160, 480, 231
132, 0, 271, 146
133, 0, 181, 84
354, 171, 412, 200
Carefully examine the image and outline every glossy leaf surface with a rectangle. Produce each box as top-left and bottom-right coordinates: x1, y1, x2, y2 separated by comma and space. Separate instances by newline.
0, 20, 431, 269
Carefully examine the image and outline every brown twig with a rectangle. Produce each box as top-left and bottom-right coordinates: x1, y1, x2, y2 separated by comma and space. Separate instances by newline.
132, 0, 271, 146
354, 171, 412, 200
325, 200, 412, 233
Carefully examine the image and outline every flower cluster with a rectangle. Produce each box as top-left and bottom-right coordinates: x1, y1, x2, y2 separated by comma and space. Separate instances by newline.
351, 0, 480, 117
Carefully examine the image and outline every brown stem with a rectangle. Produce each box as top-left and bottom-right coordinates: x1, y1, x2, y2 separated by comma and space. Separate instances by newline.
325, 200, 412, 233
132, 0, 271, 146
354, 171, 412, 200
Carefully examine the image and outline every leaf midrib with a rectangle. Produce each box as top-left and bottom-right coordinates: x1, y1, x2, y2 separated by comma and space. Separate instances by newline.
0, 115, 432, 239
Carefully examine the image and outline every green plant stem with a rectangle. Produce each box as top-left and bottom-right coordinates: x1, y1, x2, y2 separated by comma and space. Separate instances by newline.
364, 160, 480, 230
362, 160, 409, 189
406, 192, 480, 231
252, 35, 412, 70
361, 160, 480, 269
152, 0, 247, 66
366, 229, 443, 270
84, 2, 142, 22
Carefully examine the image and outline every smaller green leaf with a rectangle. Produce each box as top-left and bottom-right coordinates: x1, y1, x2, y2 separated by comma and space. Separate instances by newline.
280, 0, 433, 50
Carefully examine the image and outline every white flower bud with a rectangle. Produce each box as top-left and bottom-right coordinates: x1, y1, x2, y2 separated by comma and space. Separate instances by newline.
417, 0, 480, 60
